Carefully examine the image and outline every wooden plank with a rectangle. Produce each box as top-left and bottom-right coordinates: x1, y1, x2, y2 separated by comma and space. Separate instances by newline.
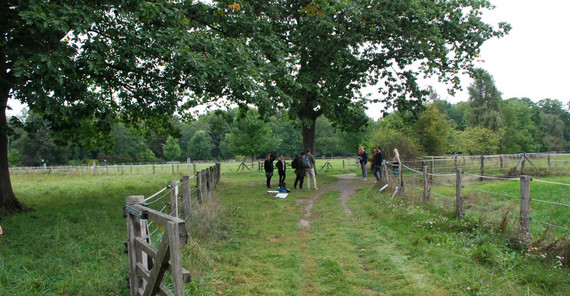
131, 204, 188, 244
170, 181, 178, 218
143, 226, 171, 296
135, 237, 157, 257
181, 176, 192, 222
167, 222, 185, 295
126, 195, 145, 296
135, 263, 174, 296
135, 238, 191, 283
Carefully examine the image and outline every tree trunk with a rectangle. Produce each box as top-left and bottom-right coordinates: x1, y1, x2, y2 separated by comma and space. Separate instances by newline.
301, 118, 316, 154
0, 100, 28, 214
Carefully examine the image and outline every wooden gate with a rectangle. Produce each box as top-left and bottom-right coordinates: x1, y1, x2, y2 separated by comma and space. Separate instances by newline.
125, 195, 191, 296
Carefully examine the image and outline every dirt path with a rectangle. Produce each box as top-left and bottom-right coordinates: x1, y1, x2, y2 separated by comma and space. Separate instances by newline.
294, 174, 447, 295
297, 173, 361, 228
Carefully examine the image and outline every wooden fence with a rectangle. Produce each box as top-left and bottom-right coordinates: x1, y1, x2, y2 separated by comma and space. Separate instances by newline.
124, 163, 221, 296
384, 153, 570, 244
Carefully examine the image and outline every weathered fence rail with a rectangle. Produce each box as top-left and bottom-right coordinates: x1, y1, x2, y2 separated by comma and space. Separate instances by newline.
124, 163, 221, 296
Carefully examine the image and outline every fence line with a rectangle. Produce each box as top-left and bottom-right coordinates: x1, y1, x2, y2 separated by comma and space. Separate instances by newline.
382, 155, 569, 244
123, 163, 221, 296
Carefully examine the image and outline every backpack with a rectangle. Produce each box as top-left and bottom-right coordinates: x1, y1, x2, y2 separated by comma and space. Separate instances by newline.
302, 155, 311, 169
291, 157, 298, 169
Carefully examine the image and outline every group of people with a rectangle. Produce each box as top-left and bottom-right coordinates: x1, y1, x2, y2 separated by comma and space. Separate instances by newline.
265, 145, 394, 190
358, 146, 384, 182
264, 149, 318, 190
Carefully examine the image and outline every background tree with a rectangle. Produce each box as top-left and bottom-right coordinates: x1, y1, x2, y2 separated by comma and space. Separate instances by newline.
413, 105, 453, 155
213, 0, 509, 154
188, 130, 215, 161
163, 136, 182, 161
464, 68, 504, 131
136, 149, 157, 163
499, 98, 543, 153
272, 112, 303, 158
223, 109, 281, 161
538, 99, 570, 151
454, 127, 504, 155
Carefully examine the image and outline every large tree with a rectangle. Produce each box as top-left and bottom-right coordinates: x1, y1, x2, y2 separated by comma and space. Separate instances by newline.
210, 0, 509, 153
1, 1, 261, 213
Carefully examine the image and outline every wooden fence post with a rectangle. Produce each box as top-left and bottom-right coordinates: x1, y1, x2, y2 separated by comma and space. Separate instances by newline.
430, 157, 434, 183
548, 155, 551, 168
181, 176, 192, 221
398, 161, 404, 192
170, 181, 179, 218
201, 170, 207, 199
520, 175, 531, 244
454, 155, 458, 170
343, 160, 345, 169
196, 172, 201, 203
456, 169, 464, 218
125, 195, 146, 295
500, 156, 504, 169
480, 155, 485, 182
521, 153, 526, 175
423, 165, 429, 203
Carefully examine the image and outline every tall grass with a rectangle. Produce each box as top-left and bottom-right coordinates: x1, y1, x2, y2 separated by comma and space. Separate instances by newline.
0, 174, 175, 295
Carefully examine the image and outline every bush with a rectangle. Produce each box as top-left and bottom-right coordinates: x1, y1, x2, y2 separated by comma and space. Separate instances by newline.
368, 127, 424, 160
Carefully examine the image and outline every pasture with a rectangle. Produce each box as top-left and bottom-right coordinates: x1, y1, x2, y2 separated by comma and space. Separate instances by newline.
1, 158, 569, 295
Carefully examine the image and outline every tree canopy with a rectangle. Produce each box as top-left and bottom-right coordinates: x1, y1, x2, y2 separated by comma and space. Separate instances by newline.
211, 0, 510, 152
1, 0, 509, 213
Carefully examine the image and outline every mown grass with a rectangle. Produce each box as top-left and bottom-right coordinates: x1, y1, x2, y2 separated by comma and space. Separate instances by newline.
1, 162, 568, 295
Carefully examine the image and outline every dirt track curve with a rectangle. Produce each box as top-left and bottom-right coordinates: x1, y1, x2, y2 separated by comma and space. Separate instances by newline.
297, 173, 361, 229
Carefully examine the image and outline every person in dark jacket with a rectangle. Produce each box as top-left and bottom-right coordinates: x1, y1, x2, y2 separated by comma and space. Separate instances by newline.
276, 154, 287, 187
264, 153, 276, 188
373, 146, 384, 181
293, 152, 306, 189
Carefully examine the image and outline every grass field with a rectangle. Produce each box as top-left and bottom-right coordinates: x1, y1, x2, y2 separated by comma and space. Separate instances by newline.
1, 160, 568, 295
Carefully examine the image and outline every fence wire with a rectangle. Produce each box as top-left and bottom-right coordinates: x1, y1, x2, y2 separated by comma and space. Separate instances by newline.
395, 157, 570, 235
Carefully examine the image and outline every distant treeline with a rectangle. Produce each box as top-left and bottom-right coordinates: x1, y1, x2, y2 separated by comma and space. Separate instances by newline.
7, 95, 569, 166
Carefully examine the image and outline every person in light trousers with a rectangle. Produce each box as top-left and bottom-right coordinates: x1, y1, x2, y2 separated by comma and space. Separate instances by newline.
305, 148, 318, 190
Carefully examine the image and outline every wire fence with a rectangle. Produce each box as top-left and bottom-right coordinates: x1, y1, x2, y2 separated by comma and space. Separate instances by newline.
380, 152, 570, 243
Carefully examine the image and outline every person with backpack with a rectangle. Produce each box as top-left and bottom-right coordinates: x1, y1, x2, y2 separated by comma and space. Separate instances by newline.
293, 152, 305, 189
358, 146, 368, 180
304, 148, 318, 190
264, 153, 276, 188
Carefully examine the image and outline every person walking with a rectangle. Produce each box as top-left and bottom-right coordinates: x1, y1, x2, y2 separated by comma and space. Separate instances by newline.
264, 153, 276, 188
276, 154, 287, 188
358, 146, 368, 180
293, 152, 305, 189
304, 148, 318, 190
373, 146, 384, 182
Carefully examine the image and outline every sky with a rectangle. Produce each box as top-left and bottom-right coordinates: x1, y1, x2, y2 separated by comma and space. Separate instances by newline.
7, 0, 570, 119
366, 0, 570, 119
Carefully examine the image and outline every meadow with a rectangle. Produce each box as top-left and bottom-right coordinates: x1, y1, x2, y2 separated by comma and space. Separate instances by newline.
1, 158, 568, 295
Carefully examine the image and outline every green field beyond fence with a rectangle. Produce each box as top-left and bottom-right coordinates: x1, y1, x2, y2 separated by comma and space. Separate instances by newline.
1, 154, 568, 295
